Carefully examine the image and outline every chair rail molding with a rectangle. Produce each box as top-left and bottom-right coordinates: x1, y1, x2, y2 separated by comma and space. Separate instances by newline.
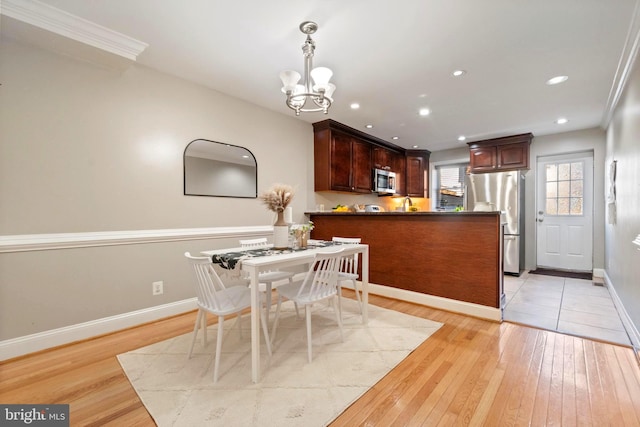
0, 226, 273, 253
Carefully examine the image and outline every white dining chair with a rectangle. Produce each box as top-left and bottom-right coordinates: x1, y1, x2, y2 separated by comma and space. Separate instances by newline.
239, 238, 296, 319
184, 252, 272, 383
332, 236, 363, 319
270, 248, 345, 363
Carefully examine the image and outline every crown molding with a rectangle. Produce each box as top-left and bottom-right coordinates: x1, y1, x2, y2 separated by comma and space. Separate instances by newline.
602, 0, 640, 128
1, 0, 148, 60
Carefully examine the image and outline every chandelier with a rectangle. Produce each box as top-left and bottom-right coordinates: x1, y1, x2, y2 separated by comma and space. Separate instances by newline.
279, 21, 336, 115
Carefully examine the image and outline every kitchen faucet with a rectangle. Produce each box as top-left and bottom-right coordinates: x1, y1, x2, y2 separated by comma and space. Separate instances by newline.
401, 196, 413, 212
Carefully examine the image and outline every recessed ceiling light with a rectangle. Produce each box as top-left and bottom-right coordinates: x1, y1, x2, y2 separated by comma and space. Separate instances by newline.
412, 145, 419, 149
418, 108, 430, 116
555, 117, 569, 124
350, 103, 360, 109
458, 136, 466, 142
365, 124, 373, 129
546, 75, 568, 85
452, 70, 466, 77
392, 136, 399, 140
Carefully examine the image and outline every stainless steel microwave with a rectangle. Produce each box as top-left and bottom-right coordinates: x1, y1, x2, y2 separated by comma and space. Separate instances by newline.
373, 168, 397, 194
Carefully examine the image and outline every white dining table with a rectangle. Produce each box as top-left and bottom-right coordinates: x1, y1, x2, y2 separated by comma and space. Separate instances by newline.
201, 242, 369, 383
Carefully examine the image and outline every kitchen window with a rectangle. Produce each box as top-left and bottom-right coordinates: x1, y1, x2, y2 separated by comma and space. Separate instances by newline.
435, 163, 467, 210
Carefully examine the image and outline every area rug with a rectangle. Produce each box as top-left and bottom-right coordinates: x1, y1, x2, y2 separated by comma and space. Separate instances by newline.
529, 268, 592, 280
117, 299, 442, 426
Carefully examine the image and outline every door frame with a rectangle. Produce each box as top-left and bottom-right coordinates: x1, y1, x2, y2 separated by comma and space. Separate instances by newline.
535, 151, 594, 272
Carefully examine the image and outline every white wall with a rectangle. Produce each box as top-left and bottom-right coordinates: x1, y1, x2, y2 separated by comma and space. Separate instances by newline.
0, 36, 311, 341
605, 50, 640, 344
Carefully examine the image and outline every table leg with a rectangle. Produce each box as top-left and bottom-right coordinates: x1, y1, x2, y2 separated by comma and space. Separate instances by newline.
249, 266, 260, 383
362, 246, 369, 324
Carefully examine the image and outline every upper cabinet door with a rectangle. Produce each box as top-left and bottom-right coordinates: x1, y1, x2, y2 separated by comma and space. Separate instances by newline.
352, 139, 373, 193
406, 151, 430, 197
469, 146, 498, 172
329, 132, 355, 192
468, 133, 532, 173
497, 143, 529, 170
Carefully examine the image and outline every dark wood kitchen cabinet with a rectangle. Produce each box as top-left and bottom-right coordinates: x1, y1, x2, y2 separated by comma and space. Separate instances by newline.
314, 126, 372, 193
313, 119, 430, 195
373, 146, 401, 170
468, 133, 532, 173
405, 150, 430, 197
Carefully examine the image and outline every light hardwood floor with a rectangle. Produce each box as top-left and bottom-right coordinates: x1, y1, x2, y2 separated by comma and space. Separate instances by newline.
1, 292, 639, 426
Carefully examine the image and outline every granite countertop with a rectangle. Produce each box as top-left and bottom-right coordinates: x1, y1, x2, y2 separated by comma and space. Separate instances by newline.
306, 211, 503, 216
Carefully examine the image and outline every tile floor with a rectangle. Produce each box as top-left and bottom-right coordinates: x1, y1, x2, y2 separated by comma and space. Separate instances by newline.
503, 271, 632, 346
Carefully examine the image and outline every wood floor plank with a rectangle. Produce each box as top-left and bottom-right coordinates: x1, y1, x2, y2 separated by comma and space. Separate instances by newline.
573, 338, 593, 426
1, 294, 639, 426
605, 344, 640, 426
584, 340, 615, 426
530, 330, 556, 424
546, 332, 565, 425
593, 339, 626, 424
514, 329, 547, 425
561, 335, 578, 425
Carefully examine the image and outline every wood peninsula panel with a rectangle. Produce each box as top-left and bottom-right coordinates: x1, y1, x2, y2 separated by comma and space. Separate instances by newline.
310, 212, 502, 308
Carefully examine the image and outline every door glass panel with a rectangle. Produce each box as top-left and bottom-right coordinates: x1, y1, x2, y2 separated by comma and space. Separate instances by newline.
558, 198, 570, 214
571, 162, 583, 180
558, 181, 570, 197
571, 180, 583, 197
570, 197, 583, 214
546, 164, 557, 181
545, 160, 584, 216
546, 182, 557, 198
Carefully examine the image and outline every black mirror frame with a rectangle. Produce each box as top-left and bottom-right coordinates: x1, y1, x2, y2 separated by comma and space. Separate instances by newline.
183, 139, 258, 198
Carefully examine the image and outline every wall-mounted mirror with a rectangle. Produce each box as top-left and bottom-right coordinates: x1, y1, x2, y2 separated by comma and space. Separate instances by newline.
184, 139, 257, 198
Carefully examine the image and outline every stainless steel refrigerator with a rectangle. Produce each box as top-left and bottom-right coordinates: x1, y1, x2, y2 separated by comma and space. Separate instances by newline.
464, 171, 525, 275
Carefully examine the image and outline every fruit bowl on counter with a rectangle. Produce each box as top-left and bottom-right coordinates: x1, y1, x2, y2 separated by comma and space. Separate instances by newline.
331, 204, 366, 212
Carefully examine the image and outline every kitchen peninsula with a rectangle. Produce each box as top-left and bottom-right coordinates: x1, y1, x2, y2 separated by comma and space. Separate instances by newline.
309, 211, 505, 320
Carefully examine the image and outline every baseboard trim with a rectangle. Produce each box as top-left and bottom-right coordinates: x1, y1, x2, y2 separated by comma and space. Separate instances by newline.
604, 270, 640, 350
593, 268, 605, 279
0, 298, 198, 361
366, 282, 502, 321
1, 282, 503, 361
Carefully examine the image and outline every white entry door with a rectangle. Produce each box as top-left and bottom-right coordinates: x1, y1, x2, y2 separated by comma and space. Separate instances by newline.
536, 152, 593, 271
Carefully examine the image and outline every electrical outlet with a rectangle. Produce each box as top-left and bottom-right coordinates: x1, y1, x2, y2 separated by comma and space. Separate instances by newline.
152, 281, 163, 295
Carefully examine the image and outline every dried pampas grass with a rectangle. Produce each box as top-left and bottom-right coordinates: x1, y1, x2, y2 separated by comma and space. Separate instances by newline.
259, 183, 294, 212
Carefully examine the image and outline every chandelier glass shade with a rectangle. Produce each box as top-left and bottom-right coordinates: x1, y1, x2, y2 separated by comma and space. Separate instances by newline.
280, 21, 335, 115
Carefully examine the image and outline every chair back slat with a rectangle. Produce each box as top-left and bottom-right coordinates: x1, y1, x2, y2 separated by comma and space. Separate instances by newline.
296, 249, 343, 301
185, 252, 236, 312
239, 238, 269, 250
332, 236, 361, 276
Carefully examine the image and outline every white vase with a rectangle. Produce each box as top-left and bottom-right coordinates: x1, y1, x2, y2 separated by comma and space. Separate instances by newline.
273, 210, 289, 249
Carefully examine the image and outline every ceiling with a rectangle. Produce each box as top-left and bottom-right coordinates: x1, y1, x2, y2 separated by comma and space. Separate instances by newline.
3, 0, 639, 152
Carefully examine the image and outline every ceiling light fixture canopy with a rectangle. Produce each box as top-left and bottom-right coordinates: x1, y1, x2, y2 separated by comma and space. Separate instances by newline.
280, 21, 335, 116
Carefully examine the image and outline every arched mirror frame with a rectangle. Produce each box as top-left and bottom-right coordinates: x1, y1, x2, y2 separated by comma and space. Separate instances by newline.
183, 139, 258, 198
